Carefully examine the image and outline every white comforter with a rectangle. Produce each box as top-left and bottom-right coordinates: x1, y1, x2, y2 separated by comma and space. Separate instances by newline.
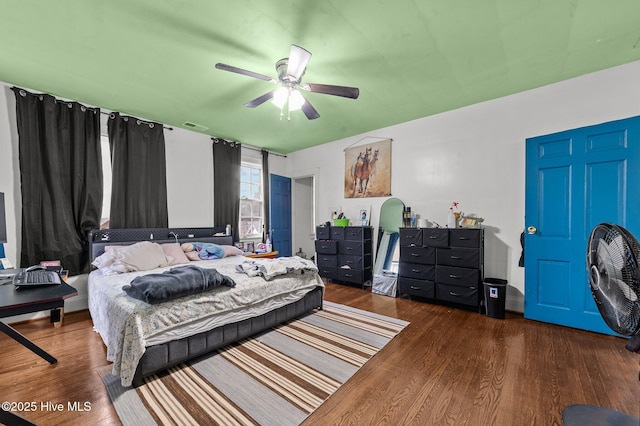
88, 255, 323, 386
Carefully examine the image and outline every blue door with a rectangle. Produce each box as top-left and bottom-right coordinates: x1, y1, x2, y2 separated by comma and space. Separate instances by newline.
525, 116, 640, 334
269, 174, 292, 257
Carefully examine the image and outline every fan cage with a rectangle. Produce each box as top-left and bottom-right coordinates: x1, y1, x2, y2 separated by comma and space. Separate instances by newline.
587, 223, 640, 336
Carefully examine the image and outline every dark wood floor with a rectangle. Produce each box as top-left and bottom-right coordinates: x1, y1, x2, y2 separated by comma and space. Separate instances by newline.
0, 282, 638, 425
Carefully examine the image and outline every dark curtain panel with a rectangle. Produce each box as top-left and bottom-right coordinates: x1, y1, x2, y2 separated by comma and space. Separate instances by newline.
212, 138, 240, 242
108, 113, 168, 228
261, 149, 270, 242
13, 87, 102, 275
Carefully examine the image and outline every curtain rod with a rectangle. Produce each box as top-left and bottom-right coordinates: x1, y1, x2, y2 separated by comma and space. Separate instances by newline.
101, 111, 173, 131
13, 88, 174, 131
210, 137, 287, 158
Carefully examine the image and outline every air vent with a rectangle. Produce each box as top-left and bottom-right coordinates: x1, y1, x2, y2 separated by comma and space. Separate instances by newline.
182, 121, 208, 131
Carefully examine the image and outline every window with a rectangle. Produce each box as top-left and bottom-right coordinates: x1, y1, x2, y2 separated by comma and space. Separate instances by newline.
100, 134, 112, 229
239, 162, 263, 239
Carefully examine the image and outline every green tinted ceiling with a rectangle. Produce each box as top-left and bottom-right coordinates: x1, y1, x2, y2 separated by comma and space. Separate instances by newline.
1, 1, 639, 153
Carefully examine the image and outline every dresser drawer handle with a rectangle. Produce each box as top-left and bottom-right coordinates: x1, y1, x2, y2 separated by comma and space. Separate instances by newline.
344, 273, 353, 277
449, 274, 462, 279
410, 286, 421, 290
450, 256, 462, 260
346, 247, 354, 250
411, 269, 422, 273
458, 237, 470, 240
428, 236, 439, 239
410, 253, 422, 257
449, 291, 462, 297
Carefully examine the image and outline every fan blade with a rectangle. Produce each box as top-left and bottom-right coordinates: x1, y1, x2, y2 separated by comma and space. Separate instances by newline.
244, 91, 275, 108
303, 83, 360, 99
300, 96, 320, 120
286, 45, 312, 81
215, 63, 276, 83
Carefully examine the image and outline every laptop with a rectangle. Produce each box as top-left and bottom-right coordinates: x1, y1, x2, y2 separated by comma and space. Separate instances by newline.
13, 267, 62, 287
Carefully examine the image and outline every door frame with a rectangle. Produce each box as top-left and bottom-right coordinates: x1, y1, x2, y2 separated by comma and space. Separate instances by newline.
292, 172, 317, 260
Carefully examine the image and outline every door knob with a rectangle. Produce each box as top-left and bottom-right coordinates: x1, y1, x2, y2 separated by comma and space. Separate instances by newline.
527, 226, 537, 234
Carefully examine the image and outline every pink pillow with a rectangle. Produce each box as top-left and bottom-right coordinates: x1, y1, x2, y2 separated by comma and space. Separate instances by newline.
222, 245, 244, 257
161, 243, 190, 266
185, 251, 201, 261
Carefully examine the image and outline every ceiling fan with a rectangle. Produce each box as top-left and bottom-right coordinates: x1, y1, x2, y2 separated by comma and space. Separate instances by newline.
215, 45, 359, 120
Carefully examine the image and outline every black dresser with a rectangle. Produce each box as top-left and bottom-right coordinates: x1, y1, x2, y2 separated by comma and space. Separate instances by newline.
398, 228, 484, 311
315, 226, 373, 287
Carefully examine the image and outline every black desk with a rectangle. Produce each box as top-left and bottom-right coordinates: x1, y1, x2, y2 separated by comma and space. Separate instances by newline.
0, 282, 78, 364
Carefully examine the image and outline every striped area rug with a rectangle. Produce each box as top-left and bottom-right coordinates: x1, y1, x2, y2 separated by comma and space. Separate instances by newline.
101, 301, 408, 426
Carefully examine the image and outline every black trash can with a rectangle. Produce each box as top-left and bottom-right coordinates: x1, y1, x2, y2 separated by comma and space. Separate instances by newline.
484, 278, 507, 319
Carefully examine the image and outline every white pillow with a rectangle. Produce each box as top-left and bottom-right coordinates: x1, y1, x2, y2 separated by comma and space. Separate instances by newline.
93, 241, 169, 274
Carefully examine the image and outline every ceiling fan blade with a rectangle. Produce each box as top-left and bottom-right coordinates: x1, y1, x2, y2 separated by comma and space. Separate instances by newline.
303, 83, 360, 99
286, 45, 312, 81
300, 96, 320, 120
244, 90, 275, 108
215, 63, 276, 83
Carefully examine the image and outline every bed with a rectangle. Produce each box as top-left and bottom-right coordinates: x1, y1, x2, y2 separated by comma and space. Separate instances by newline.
87, 227, 324, 387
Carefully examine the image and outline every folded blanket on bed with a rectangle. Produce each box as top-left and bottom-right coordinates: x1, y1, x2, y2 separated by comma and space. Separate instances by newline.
122, 265, 236, 304
235, 256, 318, 280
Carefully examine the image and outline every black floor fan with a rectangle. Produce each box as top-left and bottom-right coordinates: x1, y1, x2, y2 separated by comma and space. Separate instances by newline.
562, 223, 640, 425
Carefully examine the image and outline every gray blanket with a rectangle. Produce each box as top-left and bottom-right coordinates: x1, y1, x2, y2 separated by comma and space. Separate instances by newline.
122, 265, 236, 304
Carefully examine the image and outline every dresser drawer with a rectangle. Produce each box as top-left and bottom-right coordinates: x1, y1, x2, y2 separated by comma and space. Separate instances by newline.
317, 266, 337, 280
316, 254, 338, 268
399, 228, 422, 246
422, 228, 449, 247
400, 246, 436, 264
339, 254, 362, 269
337, 268, 364, 284
330, 226, 345, 240
339, 240, 363, 254
436, 283, 479, 307
316, 226, 330, 240
315, 240, 338, 254
399, 262, 435, 281
437, 247, 480, 268
344, 226, 371, 241
449, 229, 482, 248
398, 277, 435, 299
436, 265, 479, 286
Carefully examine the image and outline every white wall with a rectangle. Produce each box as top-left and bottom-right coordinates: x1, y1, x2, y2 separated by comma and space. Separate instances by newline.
286, 60, 640, 312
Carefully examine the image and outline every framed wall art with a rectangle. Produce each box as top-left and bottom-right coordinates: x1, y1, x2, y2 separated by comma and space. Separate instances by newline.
344, 138, 391, 198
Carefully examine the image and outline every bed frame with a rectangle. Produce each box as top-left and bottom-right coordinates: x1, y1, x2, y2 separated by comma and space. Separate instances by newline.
88, 227, 324, 387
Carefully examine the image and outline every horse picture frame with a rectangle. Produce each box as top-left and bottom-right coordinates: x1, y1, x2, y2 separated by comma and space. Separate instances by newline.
344, 138, 392, 198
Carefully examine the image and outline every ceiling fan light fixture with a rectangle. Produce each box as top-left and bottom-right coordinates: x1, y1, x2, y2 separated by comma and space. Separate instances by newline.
272, 87, 288, 108
288, 89, 305, 111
